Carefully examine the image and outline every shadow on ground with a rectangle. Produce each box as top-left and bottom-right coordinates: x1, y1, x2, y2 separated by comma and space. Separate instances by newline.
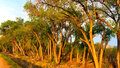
4, 54, 42, 68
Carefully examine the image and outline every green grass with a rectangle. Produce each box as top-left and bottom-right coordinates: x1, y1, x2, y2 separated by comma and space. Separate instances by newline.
0, 53, 22, 68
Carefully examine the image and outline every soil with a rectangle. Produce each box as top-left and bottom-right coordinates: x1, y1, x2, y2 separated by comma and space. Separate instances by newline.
0, 55, 11, 68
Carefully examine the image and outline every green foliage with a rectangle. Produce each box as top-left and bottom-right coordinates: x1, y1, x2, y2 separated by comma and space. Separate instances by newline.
0, 0, 119, 67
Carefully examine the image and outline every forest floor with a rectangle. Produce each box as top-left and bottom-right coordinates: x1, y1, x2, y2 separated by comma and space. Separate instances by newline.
2, 53, 109, 68
4, 54, 95, 68
1, 53, 115, 68
0, 53, 115, 68
0, 53, 22, 68
0, 54, 11, 68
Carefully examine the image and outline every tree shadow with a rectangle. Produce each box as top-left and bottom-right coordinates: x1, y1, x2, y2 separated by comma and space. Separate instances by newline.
6, 54, 42, 68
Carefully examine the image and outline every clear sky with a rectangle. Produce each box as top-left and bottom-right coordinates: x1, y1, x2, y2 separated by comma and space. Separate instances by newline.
0, 0, 117, 46
93, 34, 117, 46
0, 0, 29, 23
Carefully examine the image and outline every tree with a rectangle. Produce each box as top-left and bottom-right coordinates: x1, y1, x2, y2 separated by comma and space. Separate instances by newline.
92, 0, 120, 67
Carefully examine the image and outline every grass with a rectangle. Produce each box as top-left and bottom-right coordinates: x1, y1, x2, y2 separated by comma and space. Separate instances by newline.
0, 53, 22, 68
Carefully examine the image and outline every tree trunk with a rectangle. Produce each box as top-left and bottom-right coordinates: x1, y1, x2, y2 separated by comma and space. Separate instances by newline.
49, 40, 52, 60
99, 20, 105, 68
53, 42, 58, 63
47, 33, 58, 63
117, 29, 120, 68
82, 43, 86, 67
15, 45, 18, 54
75, 7, 99, 67
48, 42, 50, 57
33, 43, 39, 59
89, 19, 99, 68
58, 29, 63, 64
39, 43, 43, 61
103, 40, 108, 60
12, 46, 15, 54
77, 44, 80, 63
87, 48, 90, 61
14, 41, 23, 55
117, 0, 120, 6
19, 41, 25, 56
70, 46, 74, 62
3, 46, 7, 52
86, 48, 90, 67
34, 32, 43, 61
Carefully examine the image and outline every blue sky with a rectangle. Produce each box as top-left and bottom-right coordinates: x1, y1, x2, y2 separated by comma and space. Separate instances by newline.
0, 0, 29, 23
93, 34, 117, 46
0, 0, 117, 46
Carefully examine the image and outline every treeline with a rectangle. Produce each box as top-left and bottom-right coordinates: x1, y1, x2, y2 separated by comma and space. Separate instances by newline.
0, 0, 120, 68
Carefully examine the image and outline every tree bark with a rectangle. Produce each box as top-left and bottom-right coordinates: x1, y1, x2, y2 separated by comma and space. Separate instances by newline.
70, 45, 74, 62
14, 41, 23, 55
48, 42, 50, 57
47, 33, 58, 63
58, 29, 63, 64
34, 32, 43, 61
117, 0, 120, 6
89, 17, 99, 68
73, 1, 99, 67
33, 43, 39, 59
103, 40, 108, 60
19, 41, 25, 56
117, 24, 120, 68
53, 42, 58, 63
77, 44, 80, 63
86, 48, 90, 61
97, 19, 105, 68
49, 39, 52, 60
82, 43, 86, 67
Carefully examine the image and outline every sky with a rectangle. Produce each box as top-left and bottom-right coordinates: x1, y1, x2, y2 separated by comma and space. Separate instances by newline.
0, 0, 117, 46
0, 0, 29, 23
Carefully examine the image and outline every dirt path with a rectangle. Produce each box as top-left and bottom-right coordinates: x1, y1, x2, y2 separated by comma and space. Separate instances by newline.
0, 55, 11, 68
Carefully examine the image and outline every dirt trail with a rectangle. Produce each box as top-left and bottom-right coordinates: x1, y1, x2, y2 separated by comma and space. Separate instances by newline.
0, 55, 11, 68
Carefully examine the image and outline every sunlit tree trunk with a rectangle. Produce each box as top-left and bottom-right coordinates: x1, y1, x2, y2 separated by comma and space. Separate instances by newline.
3, 46, 7, 53
70, 45, 74, 62
77, 44, 80, 63
77, 21, 98, 68
39, 43, 43, 61
76, 1, 99, 67
117, 0, 120, 6
82, 43, 86, 67
19, 41, 25, 56
53, 42, 58, 63
33, 43, 39, 59
12, 46, 15, 54
34, 32, 43, 61
98, 13, 119, 68
103, 40, 108, 60
58, 29, 63, 64
49, 39, 52, 60
86, 48, 90, 61
97, 20, 105, 68
48, 42, 50, 57
117, 23, 120, 68
47, 33, 58, 63
86, 48, 90, 67
90, 1, 99, 68
99, 36, 105, 68
15, 45, 18, 54
89, 16, 99, 68
14, 41, 23, 55
12, 45, 18, 54
69, 32, 73, 62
